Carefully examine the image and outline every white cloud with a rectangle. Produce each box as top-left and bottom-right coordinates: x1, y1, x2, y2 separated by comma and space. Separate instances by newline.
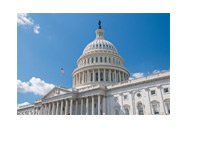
17, 102, 30, 109
34, 25, 40, 34
152, 70, 160, 74
17, 13, 34, 26
17, 13, 40, 34
132, 72, 144, 78
17, 77, 55, 96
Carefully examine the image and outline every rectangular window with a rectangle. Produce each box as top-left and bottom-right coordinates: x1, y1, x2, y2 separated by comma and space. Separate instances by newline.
91, 73, 93, 81
88, 58, 90, 64
164, 88, 169, 93
151, 90, 156, 95
96, 72, 98, 81
105, 57, 107, 63
100, 72, 103, 81
92, 58, 94, 63
109, 58, 111, 63
96, 57, 98, 63
100, 57, 102, 63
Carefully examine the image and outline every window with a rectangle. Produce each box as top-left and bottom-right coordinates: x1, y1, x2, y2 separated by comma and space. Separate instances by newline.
100, 44, 102, 47
100, 57, 102, 63
96, 44, 98, 47
87, 58, 90, 64
96, 72, 98, 81
153, 105, 159, 115
106, 72, 108, 81
115, 109, 119, 115
96, 57, 98, 63
103, 44, 105, 47
109, 57, 111, 63
91, 73, 93, 81
138, 103, 144, 115
164, 88, 169, 93
124, 95, 128, 100
151, 90, 156, 95
114, 97, 118, 102
84, 59, 86, 64
105, 57, 107, 63
137, 93, 141, 98
92, 57, 94, 63
125, 108, 129, 115
113, 58, 115, 64
100, 72, 103, 81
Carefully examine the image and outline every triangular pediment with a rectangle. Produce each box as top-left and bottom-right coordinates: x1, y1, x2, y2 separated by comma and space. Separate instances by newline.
42, 86, 73, 99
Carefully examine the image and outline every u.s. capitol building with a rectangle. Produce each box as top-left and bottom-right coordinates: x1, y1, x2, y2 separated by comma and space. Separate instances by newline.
17, 21, 170, 115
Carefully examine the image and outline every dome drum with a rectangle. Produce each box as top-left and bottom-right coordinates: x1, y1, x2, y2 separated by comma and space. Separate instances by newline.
72, 22, 130, 87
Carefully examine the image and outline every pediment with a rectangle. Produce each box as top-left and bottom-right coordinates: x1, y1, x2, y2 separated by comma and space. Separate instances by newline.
42, 87, 72, 99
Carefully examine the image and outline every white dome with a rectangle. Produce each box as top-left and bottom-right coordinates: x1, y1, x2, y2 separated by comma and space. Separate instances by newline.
83, 28, 118, 55
83, 39, 118, 54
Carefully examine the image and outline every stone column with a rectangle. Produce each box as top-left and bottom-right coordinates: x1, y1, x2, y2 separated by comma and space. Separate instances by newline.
122, 72, 124, 81
65, 99, 68, 115
157, 86, 166, 114
48, 103, 51, 115
104, 69, 106, 82
52, 102, 55, 115
98, 95, 101, 115
98, 69, 100, 82
78, 72, 80, 85
75, 100, 78, 115
92, 96, 95, 115
103, 96, 106, 115
41, 105, 44, 115
86, 97, 89, 115
145, 88, 152, 115
119, 71, 121, 82
87, 70, 89, 83
114, 70, 117, 82
82, 72, 84, 84
70, 99, 73, 115
109, 69, 111, 82
81, 98, 83, 115
60, 100, 64, 115
56, 101, 59, 115
76, 75, 78, 86
93, 69, 95, 82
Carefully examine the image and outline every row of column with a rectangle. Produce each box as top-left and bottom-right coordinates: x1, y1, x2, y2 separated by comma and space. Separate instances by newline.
19, 95, 106, 115
73, 69, 128, 87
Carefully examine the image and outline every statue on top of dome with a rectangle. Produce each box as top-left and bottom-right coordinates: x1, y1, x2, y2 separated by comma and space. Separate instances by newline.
98, 20, 101, 29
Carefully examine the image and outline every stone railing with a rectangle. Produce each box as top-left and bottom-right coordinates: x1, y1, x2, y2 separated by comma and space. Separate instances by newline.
107, 70, 170, 89
18, 103, 34, 109
77, 84, 104, 92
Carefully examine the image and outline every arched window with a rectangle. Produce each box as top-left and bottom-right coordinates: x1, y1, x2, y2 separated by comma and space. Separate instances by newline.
138, 103, 144, 115
124, 105, 130, 115
151, 101, 160, 115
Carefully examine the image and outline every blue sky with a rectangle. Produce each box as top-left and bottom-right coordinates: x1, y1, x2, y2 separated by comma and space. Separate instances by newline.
17, 13, 170, 105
